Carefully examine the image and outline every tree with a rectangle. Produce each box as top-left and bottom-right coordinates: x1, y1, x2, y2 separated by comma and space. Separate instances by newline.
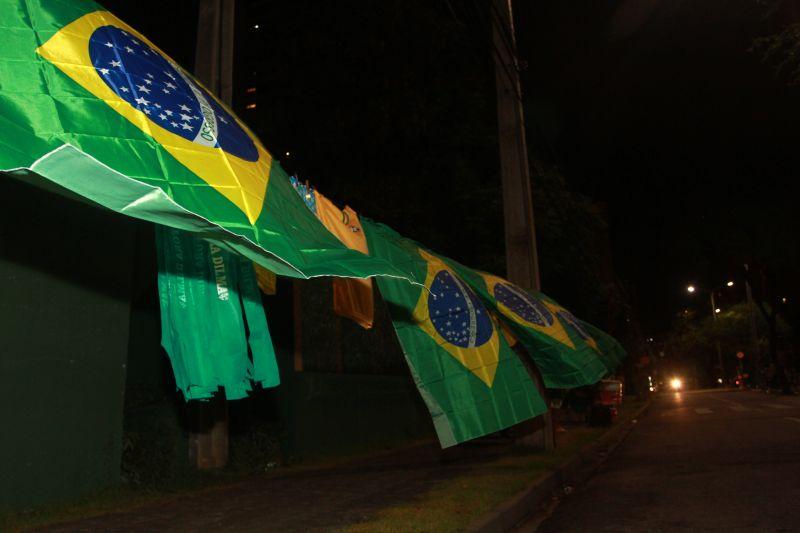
664, 302, 791, 387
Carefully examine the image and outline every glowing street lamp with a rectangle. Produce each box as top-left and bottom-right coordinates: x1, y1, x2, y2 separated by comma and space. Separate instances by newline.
685, 279, 735, 385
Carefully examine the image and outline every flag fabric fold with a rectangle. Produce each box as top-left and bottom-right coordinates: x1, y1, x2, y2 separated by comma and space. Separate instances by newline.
0, 0, 417, 284
363, 219, 547, 448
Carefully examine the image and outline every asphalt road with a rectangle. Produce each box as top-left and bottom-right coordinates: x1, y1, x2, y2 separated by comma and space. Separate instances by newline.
537, 389, 800, 532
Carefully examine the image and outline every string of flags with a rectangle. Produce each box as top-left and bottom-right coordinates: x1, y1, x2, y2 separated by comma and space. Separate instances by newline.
0, 0, 626, 448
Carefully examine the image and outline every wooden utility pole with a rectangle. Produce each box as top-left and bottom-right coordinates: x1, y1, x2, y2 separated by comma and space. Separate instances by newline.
189, 0, 236, 470
491, 0, 541, 292
491, 0, 553, 451
195, 0, 235, 104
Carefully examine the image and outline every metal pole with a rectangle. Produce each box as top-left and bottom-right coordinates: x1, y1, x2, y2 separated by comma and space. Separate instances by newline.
710, 291, 725, 384
744, 264, 762, 386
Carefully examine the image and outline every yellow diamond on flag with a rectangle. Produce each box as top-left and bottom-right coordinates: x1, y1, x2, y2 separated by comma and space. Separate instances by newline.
36, 11, 271, 223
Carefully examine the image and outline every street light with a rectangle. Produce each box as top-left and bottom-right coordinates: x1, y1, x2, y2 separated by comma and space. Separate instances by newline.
685, 279, 736, 385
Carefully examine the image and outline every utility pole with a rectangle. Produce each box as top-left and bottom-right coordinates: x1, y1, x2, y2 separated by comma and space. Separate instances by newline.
744, 263, 762, 386
189, 0, 236, 470
709, 291, 725, 384
491, 0, 541, 291
491, 0, 552, 451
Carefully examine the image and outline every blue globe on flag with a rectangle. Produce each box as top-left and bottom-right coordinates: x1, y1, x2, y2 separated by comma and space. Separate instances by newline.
493, 283, 554, 327
89, 25, 258, 162
429, 270, 493, 348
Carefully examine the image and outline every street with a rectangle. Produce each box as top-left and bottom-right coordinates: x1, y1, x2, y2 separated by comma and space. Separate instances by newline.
536, 389, 800, 532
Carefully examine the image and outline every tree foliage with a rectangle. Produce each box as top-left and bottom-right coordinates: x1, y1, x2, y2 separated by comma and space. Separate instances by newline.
664, 302, 791, 385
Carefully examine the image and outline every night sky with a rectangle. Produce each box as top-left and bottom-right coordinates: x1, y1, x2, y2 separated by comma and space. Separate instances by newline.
100, 0, 800, 337
517, 0, 800, 333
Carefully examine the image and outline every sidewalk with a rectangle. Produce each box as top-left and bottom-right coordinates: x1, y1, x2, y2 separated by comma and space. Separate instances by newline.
24, 402, 645, 532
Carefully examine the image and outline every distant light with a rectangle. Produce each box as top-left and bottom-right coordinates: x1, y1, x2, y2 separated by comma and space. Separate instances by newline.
687, 285, 696, 293
670, 377, 683, 391
715, 308, 721, 314
304, 193, 312, 200
245, 103, 256, 110
649, 386, 655, 392
245, 87, 257, 94
253, 24, 260, 29
727, 281, 734, 287
782, 297, 788, 304
717, 378, 723, 384
648, 337, 654, 342
285, 151, 291, 157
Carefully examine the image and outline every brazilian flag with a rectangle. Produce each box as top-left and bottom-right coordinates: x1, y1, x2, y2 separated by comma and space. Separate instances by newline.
363, 220, 547, 448
0, 0, 416, 282
578, 318, 627, 374
446, 260, 620, 388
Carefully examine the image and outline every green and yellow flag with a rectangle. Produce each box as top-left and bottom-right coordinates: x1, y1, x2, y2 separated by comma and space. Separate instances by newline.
446, 262, 617, 388
577, 318, 627, 374
363, 220, 547, 448
0, 0, 415, 283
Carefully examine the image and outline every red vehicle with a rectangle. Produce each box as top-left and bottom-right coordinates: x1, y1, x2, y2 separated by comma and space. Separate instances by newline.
590, 379, 623, 425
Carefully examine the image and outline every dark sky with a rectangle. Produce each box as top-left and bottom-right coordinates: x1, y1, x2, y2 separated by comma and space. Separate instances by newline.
100, 0, 799, 337
516, 0, 800, 333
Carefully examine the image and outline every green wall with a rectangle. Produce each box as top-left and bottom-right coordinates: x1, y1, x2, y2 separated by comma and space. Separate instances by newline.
0, 178, 433, 509
283, 371, 433, 456
0, 178, 135, 509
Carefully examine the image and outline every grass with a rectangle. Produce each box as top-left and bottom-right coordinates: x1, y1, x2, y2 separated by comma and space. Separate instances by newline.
340, 400, 646, 533
0, 403, 645, 532
0, 435, 433, 532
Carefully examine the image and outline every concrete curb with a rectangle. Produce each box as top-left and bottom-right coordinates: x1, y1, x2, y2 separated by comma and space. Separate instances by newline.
466, 401, 651, 533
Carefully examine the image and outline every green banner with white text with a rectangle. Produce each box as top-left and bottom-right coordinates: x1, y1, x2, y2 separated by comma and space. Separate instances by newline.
156, 226, 279, 400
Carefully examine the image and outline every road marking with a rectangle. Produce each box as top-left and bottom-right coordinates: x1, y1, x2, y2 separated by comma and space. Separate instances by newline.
785, 417, 800, 425
766, 403, 792, 410
695, 408, 713, 414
